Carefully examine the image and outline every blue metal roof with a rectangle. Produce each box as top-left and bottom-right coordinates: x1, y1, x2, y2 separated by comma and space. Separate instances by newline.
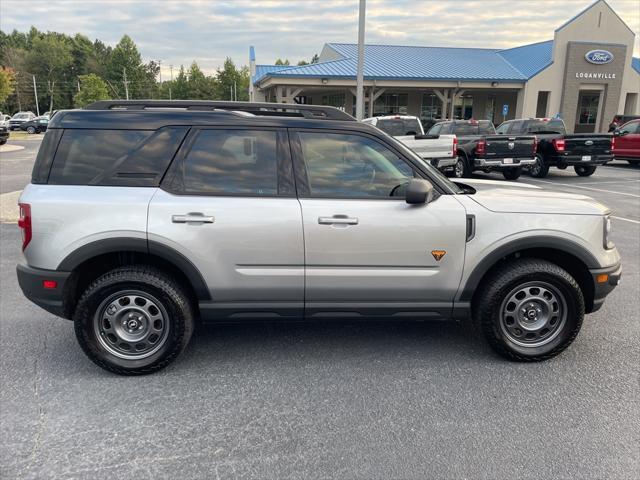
632, 57, 640, 74
253, 64, 293, 83
498, 40, 554, 78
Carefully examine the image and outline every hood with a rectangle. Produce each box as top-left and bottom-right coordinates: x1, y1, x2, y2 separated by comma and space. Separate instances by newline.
460, 181, 610, 215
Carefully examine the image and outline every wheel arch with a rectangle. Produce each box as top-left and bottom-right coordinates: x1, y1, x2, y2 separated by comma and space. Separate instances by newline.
58, 238, 211, 318
460, 236, 598, 313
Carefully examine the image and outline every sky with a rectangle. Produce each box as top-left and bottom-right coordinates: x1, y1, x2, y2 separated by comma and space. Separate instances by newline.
1, 0, 639, 77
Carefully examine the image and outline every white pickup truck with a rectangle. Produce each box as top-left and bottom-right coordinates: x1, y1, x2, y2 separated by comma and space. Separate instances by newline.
363, 115, 457, 173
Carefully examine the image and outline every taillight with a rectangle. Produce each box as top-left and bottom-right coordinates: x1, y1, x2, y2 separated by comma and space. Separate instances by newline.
452, 137, 458, 157
552, 138, 565, 152
476, 139, 486, 156
611, 136, 616, 151
533, 136, 538, 155
18, 203, 32, 251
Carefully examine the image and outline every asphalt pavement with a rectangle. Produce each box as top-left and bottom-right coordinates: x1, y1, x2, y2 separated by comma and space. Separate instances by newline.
1, 137, 639, 479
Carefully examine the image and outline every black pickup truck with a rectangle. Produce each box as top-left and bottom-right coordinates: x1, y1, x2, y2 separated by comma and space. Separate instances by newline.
428, 119, 536, 180
496, 118, 613, 177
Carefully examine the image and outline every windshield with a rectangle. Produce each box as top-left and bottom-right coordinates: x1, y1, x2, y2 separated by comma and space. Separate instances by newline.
13, 113, 29, 120
383, 134, 463, 194
376, 118, 422, 136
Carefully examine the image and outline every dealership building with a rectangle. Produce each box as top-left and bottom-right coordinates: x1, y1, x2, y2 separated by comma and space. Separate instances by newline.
250, 0, 639, 133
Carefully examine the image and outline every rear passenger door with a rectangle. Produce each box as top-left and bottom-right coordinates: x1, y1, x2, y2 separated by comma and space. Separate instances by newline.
148, 127, 304, 320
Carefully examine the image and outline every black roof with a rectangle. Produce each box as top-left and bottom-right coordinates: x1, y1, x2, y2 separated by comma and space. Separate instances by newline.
48, 100, 366, 130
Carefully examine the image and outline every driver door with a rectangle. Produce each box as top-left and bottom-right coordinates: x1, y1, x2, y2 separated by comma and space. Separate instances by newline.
290, 129, 467, 319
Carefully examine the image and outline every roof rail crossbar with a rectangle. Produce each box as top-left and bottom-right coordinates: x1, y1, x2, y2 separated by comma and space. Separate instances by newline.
85, 100, 355, 121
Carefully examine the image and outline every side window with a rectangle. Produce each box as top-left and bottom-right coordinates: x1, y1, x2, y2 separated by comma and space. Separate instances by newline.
478, 122, 496, 134
179, 129, 280, 196
297, 132, 414, 198
49, 129, 153, 185
428, 123, 442, 135
496, 122, 512, 134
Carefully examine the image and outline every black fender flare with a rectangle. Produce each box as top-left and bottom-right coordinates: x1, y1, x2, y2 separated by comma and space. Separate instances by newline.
57, 237, 211, 300
458, 235, 599, 302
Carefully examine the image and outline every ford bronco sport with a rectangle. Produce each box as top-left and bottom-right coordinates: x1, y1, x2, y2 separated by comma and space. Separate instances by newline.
17, 101, 621, 375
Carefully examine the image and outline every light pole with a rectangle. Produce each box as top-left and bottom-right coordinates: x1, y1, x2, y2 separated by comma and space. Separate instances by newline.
355, 0, 366, 120
169, 64, 173, 100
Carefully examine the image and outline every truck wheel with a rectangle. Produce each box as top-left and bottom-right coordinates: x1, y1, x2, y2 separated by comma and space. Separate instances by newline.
574, 165, 597, 176
454, 155, 472, 178
26, 126, 36, 134
529, 154, 549, 178
74, 266, 194, 375
502, 168, 522, 180
475, 259, 584, 361
0, 139, 6, 145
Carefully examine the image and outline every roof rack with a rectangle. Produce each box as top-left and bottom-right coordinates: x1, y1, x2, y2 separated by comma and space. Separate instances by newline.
85, 100, 355, 121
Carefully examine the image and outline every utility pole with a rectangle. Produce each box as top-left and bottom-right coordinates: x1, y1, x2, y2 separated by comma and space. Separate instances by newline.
16, 72, 22, 111
169, 65, 173, 100
355, 0, 366, 120
32, 75, 40, 116
123, 68, 129, 100
77, 79, 81, 93
158, 60, 162, 84
234, 81, 237, 101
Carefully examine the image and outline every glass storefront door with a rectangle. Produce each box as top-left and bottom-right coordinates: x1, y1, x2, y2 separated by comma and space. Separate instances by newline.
575, 91, 601, 133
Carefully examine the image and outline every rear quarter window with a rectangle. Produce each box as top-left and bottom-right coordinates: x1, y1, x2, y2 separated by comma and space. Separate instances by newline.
47, 127, 188, 186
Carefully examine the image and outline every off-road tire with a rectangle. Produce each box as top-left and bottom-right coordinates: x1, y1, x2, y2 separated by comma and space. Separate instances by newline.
475, 259, 585, 361
574, 165, 597, 176
502, 168, 522, 180
529, 154, 549, 178
74, 266, 194, 375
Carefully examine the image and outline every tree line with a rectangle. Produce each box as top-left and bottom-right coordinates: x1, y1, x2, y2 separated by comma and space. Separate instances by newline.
0, 27, 252, 114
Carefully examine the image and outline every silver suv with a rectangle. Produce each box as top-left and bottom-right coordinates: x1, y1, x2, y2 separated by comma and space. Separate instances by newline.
17, 101, 622, 375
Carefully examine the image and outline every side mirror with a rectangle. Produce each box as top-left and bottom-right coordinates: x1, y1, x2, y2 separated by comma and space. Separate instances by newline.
405, 179, 434, 205
614, 129, 627, 136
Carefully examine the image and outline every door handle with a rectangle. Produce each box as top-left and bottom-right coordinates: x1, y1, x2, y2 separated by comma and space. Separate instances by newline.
172, 213, 215, 224
318, 215, 359, 225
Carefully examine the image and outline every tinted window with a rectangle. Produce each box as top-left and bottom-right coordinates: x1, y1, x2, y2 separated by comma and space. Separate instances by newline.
451, 123, 477, 135
180, 129, 279, 195
428, 123, 442, 135
525, 120, 566, 134
376, 118, 422, 136
298, 132, 414, 198
496, 122, 512, 134
478, 122, 496, 134
49, 130, 152, 185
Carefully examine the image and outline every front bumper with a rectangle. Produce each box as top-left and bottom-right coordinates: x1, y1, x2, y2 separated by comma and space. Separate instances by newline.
429, 157, 457, 169
550, 153, 613, 166
589, 262, 622, 313
474, 157, 536, 168
16, 263, 72, 319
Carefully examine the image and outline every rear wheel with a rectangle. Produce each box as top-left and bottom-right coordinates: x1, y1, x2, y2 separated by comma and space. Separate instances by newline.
74, 266, 194, 375
529, 154, 549, 178
574, 165, 597, 176
475, 259, 584, 361
502, 168, 522, 180
454, 155, 472, 178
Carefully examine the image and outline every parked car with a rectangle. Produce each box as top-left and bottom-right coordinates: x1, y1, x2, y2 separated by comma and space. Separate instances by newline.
0, 113, 11, 125
20, 116, 49, 134
608, 114, 640, 132
0, 124, 8, 145
497, 118, 613, 177
612, 119, 640, 165
17, 100, 621, 375
363, 115, 457, 173
9, 111, 36, 130
428, 119, 537, 180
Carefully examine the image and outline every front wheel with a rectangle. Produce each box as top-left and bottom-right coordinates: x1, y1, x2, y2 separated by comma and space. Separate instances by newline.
529, 154, 549, 178
574, 165, 597, 176
475, 259, 585, 361
26, 126, 36, 134
502, 168, 522, 180
74, 266, 194, 375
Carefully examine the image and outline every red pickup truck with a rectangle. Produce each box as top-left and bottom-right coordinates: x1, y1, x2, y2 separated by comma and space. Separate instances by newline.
613, 119, 640, 166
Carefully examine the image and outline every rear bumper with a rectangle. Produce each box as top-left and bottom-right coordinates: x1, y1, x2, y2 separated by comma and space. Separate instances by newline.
589, 262, 622, 313
474, 157, 536, 168
429, 157, 457, 169
16, 263, 72, 319
550, 154, 613, 166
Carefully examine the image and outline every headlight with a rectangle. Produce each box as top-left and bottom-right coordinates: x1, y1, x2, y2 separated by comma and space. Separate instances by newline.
603, 216, 614, 250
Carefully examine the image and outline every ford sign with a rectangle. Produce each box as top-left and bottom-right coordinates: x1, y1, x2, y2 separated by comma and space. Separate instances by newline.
585, 50, 614, 65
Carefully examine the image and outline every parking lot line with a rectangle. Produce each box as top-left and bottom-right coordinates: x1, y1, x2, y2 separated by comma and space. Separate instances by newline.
522, 179, 640, 198
577, 179, 640, 185
612, 216, 640, 225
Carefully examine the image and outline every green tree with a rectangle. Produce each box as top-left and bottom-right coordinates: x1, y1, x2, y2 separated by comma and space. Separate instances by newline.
27, 34, 73, 112
74, 74, 110, 107
215, 58, 249, 101
310, 53, 319, 64
297, 60, 309, 66
107, 35, 146, 98
0, 69, 15, 105
274, 58, 290, 65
